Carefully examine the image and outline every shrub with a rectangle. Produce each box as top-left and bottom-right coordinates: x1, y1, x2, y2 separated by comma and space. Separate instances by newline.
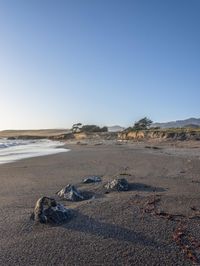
81, 125, 108, 132
133, 117, 153, 130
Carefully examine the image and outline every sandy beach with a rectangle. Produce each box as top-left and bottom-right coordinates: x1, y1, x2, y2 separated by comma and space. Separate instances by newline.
0, 141, 200, 265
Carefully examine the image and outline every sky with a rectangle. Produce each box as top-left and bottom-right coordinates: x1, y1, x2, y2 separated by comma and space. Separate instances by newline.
0, 0, 199, 130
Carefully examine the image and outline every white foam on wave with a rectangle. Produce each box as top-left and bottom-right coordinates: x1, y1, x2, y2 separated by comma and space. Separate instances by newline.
0, 139, 69, 164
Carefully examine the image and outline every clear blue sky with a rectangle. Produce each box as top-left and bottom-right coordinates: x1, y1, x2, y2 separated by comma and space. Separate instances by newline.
0, 0, 199, 130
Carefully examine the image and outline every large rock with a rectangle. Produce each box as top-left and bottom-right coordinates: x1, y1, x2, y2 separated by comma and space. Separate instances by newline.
105, 178, 130, 191
83, 176, 101, 183
57, 184, 85, 201
31, 197, 71, 224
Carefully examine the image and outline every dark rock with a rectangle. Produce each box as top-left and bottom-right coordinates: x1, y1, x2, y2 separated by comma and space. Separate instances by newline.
31, 197, 71, 224
83, 176, 101, 183
105, 178, 130, 191
7, 137, 16, 140
17, 135, 45, 140
50, 133, 74, 140
57, 184, 85, 201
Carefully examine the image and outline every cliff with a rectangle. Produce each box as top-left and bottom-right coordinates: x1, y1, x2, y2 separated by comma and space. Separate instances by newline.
118, 129, 200, 141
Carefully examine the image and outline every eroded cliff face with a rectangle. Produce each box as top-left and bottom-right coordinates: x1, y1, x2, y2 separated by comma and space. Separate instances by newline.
5, 129, 200, 142
118, 130, 200, 141
118, 131, 145, 140
50, 132, 118, 141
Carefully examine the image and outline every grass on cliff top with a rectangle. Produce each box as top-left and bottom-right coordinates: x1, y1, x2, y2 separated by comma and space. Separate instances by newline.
151, 128, 200, 133
124, 127, 200, 133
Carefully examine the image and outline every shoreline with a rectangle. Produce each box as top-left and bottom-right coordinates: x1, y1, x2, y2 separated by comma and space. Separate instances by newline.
0, 141, 200, 265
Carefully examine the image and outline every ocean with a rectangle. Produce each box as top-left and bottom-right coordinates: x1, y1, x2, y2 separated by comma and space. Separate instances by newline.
0, 138, 69, 164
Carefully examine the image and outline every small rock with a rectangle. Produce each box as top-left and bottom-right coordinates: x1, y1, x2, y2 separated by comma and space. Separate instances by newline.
57, 184, 85, 201
105, 178, 130, 191
31, 197, 71, 224
180, 170, 186, 174
83, 176, 102, 183
94, 142, 103, 146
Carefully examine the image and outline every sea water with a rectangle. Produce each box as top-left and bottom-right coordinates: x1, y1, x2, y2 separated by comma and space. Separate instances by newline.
0, 138, 69, 164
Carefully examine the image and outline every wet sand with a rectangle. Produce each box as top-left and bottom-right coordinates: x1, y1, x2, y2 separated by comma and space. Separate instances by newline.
0, 141, 200, 265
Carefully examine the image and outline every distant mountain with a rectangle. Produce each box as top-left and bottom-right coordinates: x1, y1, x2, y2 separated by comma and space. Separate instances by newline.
152, 118, 200, 128
108, 125, 125, 132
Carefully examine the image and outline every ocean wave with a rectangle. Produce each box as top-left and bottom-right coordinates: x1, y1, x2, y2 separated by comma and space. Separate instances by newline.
0, 139, 69, 164
0, 139, 35, 149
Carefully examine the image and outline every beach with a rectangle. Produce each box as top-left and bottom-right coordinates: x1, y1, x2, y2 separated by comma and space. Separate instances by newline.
0, 141, 200, 265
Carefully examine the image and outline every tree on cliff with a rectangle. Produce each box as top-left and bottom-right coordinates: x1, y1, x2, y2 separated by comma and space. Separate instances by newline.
71, 123, 108, 133
81, 125, 108, 132
72, 123, 82, 133
133, 117, 153, 130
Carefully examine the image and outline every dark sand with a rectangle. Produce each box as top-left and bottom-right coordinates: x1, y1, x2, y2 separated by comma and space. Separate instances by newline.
0, 142, 200, 265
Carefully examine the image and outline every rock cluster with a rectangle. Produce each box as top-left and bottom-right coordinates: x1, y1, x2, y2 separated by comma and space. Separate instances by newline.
31, 176, 130, 225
